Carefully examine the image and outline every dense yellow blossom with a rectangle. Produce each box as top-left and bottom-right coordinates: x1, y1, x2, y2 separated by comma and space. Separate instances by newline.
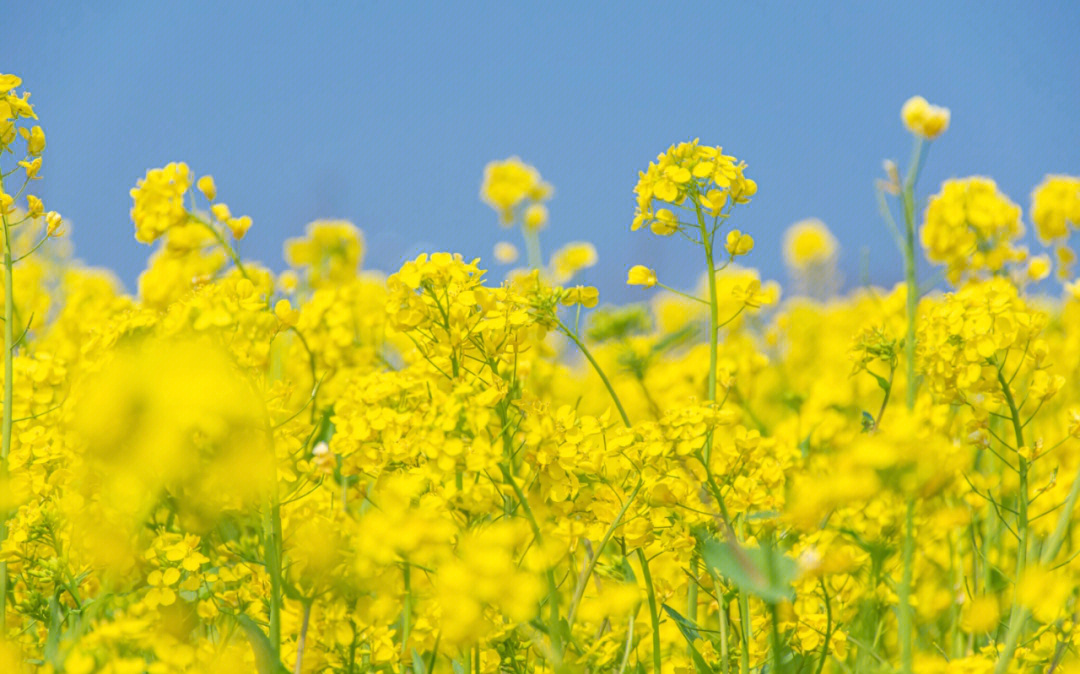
920, 177, 1026, 284
1, 72, 1079, 674
130, 162, 193, 244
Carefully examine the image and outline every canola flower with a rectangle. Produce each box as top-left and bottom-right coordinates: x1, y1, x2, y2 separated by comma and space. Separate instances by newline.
2, 74, 1080, 674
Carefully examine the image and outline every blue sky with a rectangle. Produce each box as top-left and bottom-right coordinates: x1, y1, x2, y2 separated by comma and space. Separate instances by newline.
8, 1, 1080, 301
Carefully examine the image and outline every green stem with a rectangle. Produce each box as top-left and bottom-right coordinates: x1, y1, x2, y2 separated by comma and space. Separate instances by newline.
993, 368, 1032, 674
501, 463, 563, 655
901, 138, 925, 410
556, 318, 631, 428
694, 200, 720, 416
636, 549, 663, 674
401, 562, 411, 670
738, 590, 751, 674
566, 481, 642, 631
294, 599, 312, 674
897, 499, 915, 674
0, 178, 14, 636
523, 225, 542, 270
263, 491, 283, 663
193, 214, 251, 279
765, 543, 787, 674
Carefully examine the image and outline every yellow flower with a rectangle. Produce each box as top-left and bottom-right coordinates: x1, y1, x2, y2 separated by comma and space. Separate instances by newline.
493, 241, 519, 264
226, 214, 252, 239
285, 220, 365, 286
650, 208, 679, 236
0, 73, 22, 92
523, 203, 548, 230
197, 175, 217, 201
550, 241, 597, 282
959, 595, 1000, 634
632, 139, 755, 235
627, 265, 657, 288
26, 194, 43, 217
726, 229, 755, 257
1019, 566, 1075, 623
561, 285, 599, 308
19, 125, 44, 155
920, 177, 1024, 284
1030, 174, 1080, 243
274, 298, 299, 327
45, 211, 63, 237
901, 95, 950, 139
783, 219, 837, 270
480, 156, 552, 225
1027, 254, 1052, 281
130, 162, 192, 244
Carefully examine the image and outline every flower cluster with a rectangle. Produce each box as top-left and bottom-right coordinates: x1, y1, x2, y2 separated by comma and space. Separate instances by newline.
480, 156, 552, 228
920, 177, 1026, 283
631, 139, 757, 235
2, 74, 1080, 674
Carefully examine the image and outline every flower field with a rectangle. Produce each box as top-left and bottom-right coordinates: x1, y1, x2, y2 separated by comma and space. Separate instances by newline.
3, 73, 1080, 674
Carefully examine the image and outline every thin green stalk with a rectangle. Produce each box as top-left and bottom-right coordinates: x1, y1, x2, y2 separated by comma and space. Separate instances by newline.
636, 549, 663, 674
0, 182, 14, 636
992, 368, 1063, 674
192, 214, 251, 279
556, 318, 631, 428
894, 139, 927, 674
738, 590, 751, 674
687, 553, 699, 633
401, 562, 411, 670
815, 579, 833, 674
524, 225, 542, 270
897, 499, 915, 674
765, 544, 788, 674
693, 201, 720, 446
997, 367, 1028, 577
718, 596, 731, 674
502, 463, 563, 655
900, 138, 925, 410
565, 481, 642, 630
294, 599, 312, 674
263, 492, 283, 663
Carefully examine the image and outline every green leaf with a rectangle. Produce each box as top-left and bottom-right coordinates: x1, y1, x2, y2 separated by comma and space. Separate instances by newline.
868, 371, 891, 393
701, 539, 797, 605
412, 649, 428, 674
861, 410, 876, 432
661, 605, 713, 674
235, 614, 288, 674
44, 592, 63, 666
661, 604, 700, 642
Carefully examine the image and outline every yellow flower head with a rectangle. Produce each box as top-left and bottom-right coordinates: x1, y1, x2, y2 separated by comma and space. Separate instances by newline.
783, 219, 837, 270
196, 175, 217, 201
901, 95, 950, 139
561, 285, 599, 308
130, 162, 192, 244
632, 139, 756, 234
1030, 174, 1080, 243
493, 241, 519, 264
725, 229, 755, 257
920, 177, 1024, 284
550, 241, 597, 283
480, 156, 552, 225
627, 265, 657, 288
285, 220, 365, 287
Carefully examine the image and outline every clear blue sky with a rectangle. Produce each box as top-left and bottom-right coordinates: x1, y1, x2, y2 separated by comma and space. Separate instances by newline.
8, 2, 1080, 301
